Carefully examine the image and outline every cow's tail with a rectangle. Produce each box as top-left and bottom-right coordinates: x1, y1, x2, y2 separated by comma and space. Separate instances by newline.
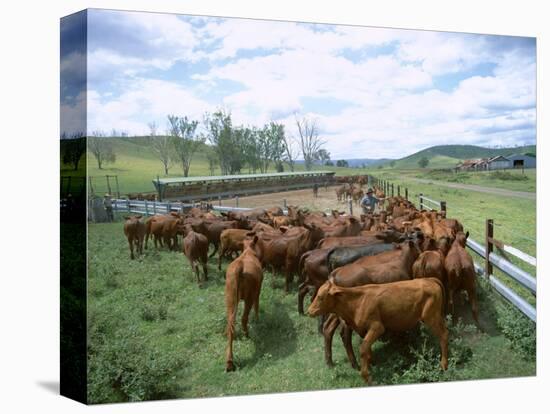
326, 247, 336, 273
226, 260, 244, 338
145, 218, 152, 249
430, 277, 447, 318
298, 251, 310, 284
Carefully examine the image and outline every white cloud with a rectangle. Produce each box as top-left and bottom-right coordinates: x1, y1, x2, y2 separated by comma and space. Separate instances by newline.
87, 79, 212, 136
84, 11, 536, 159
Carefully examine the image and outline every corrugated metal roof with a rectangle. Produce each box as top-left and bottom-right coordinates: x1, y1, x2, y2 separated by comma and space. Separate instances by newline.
154, 171, 336, 185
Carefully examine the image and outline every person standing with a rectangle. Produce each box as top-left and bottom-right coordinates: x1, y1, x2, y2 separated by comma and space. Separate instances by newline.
103, 193, 114, 222
313, 182, 319, 198
360, 188, 384, 214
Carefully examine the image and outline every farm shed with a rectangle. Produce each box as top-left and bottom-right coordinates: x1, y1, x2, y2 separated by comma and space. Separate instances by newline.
471, 158, 489, 171
152, 171, 336, 201
486, 155, 511, 170
457, 159, 479, 171
506, 153, 536, 169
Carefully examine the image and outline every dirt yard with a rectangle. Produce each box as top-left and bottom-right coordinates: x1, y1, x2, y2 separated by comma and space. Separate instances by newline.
218, 185, 361, 215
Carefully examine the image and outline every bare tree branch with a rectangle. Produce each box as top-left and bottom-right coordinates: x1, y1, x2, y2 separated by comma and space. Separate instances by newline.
295, 114, 326, 170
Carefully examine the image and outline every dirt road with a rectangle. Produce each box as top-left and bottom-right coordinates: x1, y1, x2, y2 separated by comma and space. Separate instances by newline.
408, 177, 536, 200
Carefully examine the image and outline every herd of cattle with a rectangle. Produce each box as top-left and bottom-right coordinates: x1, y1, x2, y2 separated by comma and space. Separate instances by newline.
122, 184, 479, 385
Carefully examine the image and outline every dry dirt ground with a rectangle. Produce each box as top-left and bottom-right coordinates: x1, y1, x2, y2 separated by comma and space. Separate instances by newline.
218, 185, 363, 215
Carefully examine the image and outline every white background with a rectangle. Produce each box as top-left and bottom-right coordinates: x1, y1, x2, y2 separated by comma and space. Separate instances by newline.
0, 0, 547, 412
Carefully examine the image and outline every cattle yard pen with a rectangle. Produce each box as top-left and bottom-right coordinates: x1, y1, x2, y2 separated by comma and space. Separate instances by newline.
369, 175, 537, 323
109, 174, 536, 323
152, 171, 336, 202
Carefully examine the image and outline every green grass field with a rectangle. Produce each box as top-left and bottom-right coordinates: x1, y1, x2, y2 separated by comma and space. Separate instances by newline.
87, 220, 535, 403
375, 168, 536, 193
76, 137, 536, 403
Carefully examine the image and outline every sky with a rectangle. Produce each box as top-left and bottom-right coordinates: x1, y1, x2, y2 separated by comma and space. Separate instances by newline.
60, 9, 536, 159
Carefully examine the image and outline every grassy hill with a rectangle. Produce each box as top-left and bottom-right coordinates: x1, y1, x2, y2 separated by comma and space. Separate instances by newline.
388, 144, 536, 169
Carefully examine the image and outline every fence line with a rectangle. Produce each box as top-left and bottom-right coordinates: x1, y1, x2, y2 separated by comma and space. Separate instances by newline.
112, 198, 258, 216
369, 174, 536, 323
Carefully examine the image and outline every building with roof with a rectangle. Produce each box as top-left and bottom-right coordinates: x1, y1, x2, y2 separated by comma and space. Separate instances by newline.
506, 153, 536, 169
151, 171, 336, 201
486, 155, 511, 170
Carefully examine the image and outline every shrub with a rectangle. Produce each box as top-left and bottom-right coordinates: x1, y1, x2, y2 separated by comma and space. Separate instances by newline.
496, 301, 536, 361
379, 318, 474, 385
88, 327, 184, 402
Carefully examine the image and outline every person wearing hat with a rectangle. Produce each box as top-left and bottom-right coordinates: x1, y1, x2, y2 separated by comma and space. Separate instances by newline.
360, 188, 384, 213
103, 193, 114, 222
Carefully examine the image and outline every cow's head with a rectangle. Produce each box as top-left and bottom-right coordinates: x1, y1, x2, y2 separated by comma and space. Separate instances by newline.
454, 231, 469, 248
303, 222, 325, 247
436, 236, 451, 256
243, 234, 263, 261
308, 278, 337, 317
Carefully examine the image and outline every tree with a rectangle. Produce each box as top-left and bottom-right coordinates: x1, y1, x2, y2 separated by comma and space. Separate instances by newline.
281, 134, 300, 172
168, 115, 204, 177
316, 148, 331, 165
389, 160, 396, 168
205, 145, 219, 175
148, 122, 172, 175
88, 131, 116, 169
238, 126, 261, 173
325, 160, 334, 166
205, 110, 245, 175
257, 122, 286, 173
336, 159, 349, 167
61, 132, 86, 171
418, 156, 430, 168
295, 115, 326, 170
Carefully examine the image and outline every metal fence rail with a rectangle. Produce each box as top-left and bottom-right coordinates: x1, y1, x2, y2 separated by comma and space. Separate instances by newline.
415, 192, 537, 323
112, 198, 261, 216
369, 175, 536, 323
473, 263, 536, 322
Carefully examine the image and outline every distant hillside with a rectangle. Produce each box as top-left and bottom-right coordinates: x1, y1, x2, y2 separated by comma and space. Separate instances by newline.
296, 158, 392, 168
388, 144, 536, 169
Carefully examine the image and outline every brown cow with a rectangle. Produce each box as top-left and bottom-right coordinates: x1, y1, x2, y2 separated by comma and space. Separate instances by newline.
308, 278, 448, 384
273, 215, 291, 229
192, 219, 242, 258
182, 225, 209, 285
124, 215, 146, 259
298, 248, 331, 315
254, 223, 325, 292
320, 216, 362, 238
331, 240, 420, 287
322, 240, 421, 367
225, 236, 264, 372
145, 213, 181, 250
218, 228, 251, 270
412, 240, 447, 284
444, 231, 481, 329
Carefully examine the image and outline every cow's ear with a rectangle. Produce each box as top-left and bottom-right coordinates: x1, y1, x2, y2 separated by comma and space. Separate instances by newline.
123, 216, 131, 220
302, 223, 312, 231
349, 216, 358, 223
253, 235, 259, 245
279, 226, 289, 233
246, 231, 256, 237
135, 215, 142, 219
465, 231, 469, 239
